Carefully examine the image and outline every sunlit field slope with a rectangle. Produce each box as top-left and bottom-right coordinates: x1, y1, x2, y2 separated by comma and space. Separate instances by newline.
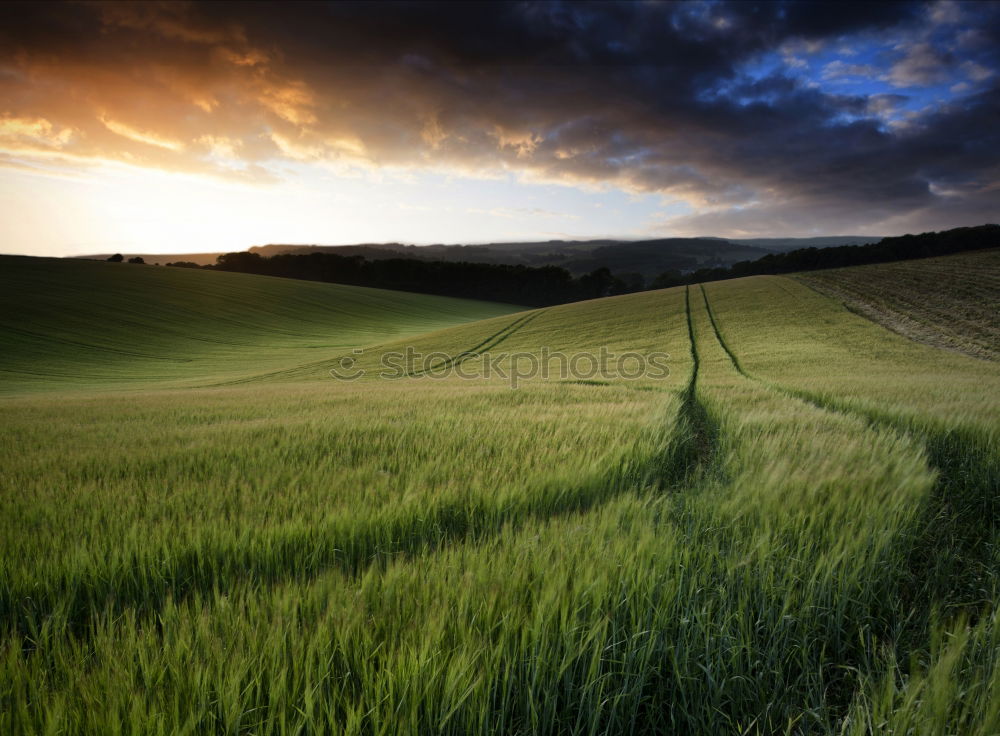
797, 248, 1000, 360
2, 256, 999, 734
0, 255, 519, 393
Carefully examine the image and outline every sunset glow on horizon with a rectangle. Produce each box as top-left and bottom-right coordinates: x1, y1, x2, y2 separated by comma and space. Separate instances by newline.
2, 1, 998, 257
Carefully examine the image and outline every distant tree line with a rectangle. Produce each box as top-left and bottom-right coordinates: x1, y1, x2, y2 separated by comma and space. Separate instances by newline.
106, 254, 145, 264
652, 224, 999, 288
187, 252, 637, 306
164, 224, 997, 305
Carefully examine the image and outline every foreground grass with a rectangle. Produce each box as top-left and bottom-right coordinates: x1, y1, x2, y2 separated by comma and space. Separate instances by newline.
2, 260, 998, 733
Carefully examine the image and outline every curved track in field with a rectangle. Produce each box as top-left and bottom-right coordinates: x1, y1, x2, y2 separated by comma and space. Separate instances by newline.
405, 309, 545, 377
699, 281, 997, 622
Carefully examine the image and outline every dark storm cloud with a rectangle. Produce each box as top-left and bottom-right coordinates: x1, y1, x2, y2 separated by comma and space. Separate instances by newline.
0, 0, 997, 234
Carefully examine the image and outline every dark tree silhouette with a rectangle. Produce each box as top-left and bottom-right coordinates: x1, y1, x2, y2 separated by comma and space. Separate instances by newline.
179, 224, 997, 306
127, 256, 145, 264
690, 224, 1000, 284
650, 270, 685, 290
206, 251, 640, 306
106, 254, 124, 262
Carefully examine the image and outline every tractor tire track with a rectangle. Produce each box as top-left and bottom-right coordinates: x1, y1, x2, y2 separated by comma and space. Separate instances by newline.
664, 286, 721, 483
211, 310, 544, 387
406, 309, 544, 377
698, 281, 998, 623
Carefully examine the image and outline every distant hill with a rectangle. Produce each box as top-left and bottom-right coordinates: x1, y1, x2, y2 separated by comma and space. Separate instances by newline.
730, 236, 879, 252
193, 224, 999, 304
72, 251, 225, 266
558, 239, 769, 277
687, 224, 999, 285
72, 235, 881, 276
243, 237, 869, 277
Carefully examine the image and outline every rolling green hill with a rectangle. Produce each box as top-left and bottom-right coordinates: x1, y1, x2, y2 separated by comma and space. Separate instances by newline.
2, 252, 999, 734
0, 256, 520, 393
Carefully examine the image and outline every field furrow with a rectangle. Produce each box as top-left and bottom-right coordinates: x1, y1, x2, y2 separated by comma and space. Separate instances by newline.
796, 249, 1000, 361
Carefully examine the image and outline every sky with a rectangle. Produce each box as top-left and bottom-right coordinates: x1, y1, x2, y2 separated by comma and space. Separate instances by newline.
1, 0, 998, 257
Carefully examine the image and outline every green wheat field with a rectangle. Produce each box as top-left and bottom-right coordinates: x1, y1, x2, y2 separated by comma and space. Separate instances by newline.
2, 251, 999, 734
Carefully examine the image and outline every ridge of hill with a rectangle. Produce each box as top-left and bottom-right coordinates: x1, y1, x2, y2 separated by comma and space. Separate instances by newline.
0, 255, 519, 393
